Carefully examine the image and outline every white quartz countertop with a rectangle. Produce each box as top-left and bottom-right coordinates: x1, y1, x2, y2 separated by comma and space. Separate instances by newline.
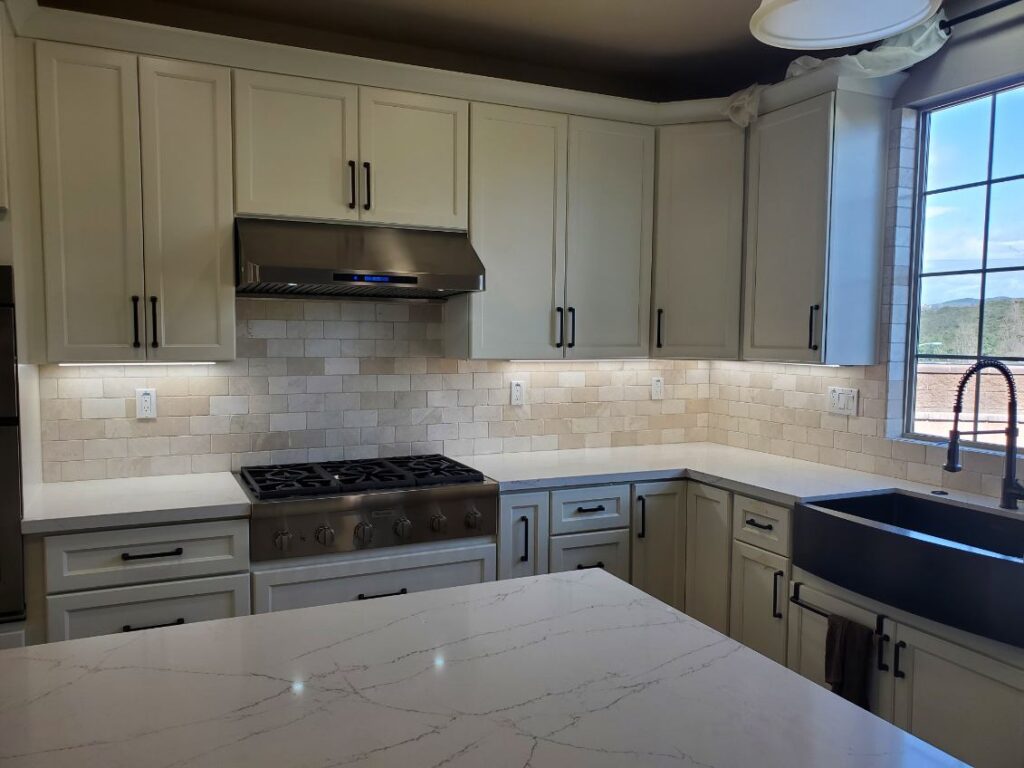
21, 472, 251, 535
0, 571, 958, 767
456, 442, 1006, 510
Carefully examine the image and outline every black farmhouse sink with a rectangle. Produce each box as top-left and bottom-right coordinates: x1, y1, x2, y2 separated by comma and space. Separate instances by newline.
794, 491, 1024, 648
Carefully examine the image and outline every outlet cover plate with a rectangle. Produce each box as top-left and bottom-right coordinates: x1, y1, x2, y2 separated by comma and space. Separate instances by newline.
828, 386, 858, 416
510, 380, 525, 407
136, 387, 158, 419
651, 376, 664, 401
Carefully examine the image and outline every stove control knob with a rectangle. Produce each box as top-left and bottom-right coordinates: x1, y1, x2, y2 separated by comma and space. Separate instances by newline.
429, 513, 448, 533
393, 517, 413, 539
314, 525, 336, 547
464, 509, 482, 530
353, 521, 374, 547
273, 530, 294, 552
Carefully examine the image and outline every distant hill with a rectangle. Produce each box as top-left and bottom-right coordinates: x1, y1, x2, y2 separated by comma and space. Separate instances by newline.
918, 297, 1024, 357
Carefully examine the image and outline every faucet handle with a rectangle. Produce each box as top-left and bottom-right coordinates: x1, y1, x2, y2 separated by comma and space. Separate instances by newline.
943, 431, 962, 473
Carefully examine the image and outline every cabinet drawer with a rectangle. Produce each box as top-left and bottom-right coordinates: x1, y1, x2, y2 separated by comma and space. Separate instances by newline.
252, 540, 496, 613
45, 519, 249, 593
46, 573, 250, 642
550, 485, 630, 534
733, 495, 790, 557
549, 529, 630, 582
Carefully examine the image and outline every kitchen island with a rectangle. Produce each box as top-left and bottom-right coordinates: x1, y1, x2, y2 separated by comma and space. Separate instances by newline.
0, 570, 959, 767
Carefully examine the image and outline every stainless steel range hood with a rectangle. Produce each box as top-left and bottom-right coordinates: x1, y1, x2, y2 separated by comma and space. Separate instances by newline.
235, 218, 485, 299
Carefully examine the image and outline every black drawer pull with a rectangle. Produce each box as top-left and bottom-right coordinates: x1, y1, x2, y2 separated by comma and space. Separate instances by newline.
149, 296, 160, 348
576, 562, 604, 570
893, 640, 907, 678
567, 306, 576, 349
520, 515, 530, 562
123, 617, 184, 633
576, 504, 606, 514
131, 295, 141, 348
771, 570, 784, 618
358, 587, 407, 601
745, 517, 774, 532
121, 547, 183, 562
656, 308, 664, 349
348, 159, 357, 210
555, 307, 564, 348
875, 615, 890, 672
637, 495, 646, 539
807, 304, 820, 351
363, 161, 372, 211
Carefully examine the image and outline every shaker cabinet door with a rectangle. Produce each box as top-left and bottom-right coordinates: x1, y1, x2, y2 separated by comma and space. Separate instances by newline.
684, 483, 732, 633
498, 492, 550, 580
631, 481, 686, 611
140, 57, 235, 361
729, 540, 788, 664
37, 42, 146, 362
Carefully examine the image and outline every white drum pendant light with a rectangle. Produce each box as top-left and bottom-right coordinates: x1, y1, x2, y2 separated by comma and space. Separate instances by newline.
750, 0, 943, 49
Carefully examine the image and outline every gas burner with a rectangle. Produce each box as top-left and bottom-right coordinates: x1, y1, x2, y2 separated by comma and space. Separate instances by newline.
240, 464, 337, 500
387, 455, 484, 487
319, 459, 413, 493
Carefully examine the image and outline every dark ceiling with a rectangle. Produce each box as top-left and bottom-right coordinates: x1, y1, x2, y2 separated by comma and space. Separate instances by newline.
40, 0, 818, 101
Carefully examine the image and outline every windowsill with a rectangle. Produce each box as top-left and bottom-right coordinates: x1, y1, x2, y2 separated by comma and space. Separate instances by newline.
899, 433, 1023, 461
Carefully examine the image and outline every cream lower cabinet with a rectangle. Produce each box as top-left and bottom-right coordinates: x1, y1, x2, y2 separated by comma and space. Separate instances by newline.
498, 492, 550, 579
652, 121, 744, 359
729, 540, 788, 664
684, 483, 732, 633
37, 42, 235, 362
549, 529, 630, 581
631, 481, 686, 611
892, 624, 1024, 768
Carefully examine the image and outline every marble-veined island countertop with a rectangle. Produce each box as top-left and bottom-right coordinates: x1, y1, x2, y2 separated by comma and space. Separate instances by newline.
0, 571, 959, 767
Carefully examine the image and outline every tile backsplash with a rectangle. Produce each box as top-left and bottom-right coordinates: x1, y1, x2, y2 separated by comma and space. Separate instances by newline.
38, 298, 709, 482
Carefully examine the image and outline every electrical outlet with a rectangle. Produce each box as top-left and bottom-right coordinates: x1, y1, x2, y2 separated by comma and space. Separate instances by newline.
827, 386, 858, 416
136, 388, 158, 419
651, 376, 664, 401
510, 380, 526, 406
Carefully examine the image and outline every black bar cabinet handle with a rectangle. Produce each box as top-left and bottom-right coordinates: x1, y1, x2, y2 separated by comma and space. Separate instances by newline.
123, 617, 184, 633
363, 161, 372, 211
149, 296, 159, 348
576, 504, 605, 514
893, 640, 907, 678
358, 587, 407, 601
875, 615, 891, 672
807, 304, 820, 351
519, 515, 530, 562
576, 562, 604, 570
656, 309, 664, 349
745, 517, 774, 532
121, 546, 183, 562
131, 295, 141, 348
567, 306, 576, 348
637, 495, 646, 539
771, 570, 784, 618
348, 160, 357, 210
555, 307, 564, 349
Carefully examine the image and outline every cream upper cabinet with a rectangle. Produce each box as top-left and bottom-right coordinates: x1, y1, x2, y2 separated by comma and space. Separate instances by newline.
140, 58, 234, 361
37, 42, 235, 363
684, 482, 732, 633
729, 540, 788, 664
631, 481, 686, 612
233, 70, 358, 221
565, 117, 653, 358
457, 104, 566, 360
358, 87, 468, 229
653, 122, 744, 360
743, 90, 887, 364
892, 623, 1024, 768
37, 42, 146, 362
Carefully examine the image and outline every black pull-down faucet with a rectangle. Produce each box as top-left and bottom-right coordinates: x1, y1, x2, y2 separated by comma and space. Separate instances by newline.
943, 357, 1024, 510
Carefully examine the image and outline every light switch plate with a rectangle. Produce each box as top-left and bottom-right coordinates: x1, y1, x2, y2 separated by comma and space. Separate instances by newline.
651, 377, 664, 401
136, 387, 158, 419
510, 380, 525, 406
827, 386, 858, 417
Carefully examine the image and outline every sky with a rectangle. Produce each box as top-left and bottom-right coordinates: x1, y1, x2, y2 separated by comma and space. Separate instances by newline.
920, 83, 1024, 307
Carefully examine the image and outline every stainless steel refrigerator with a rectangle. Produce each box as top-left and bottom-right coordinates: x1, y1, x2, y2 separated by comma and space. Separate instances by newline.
0, 266, 22, 622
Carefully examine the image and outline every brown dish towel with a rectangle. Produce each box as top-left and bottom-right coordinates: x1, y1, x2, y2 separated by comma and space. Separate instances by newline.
824, 614, 875, 709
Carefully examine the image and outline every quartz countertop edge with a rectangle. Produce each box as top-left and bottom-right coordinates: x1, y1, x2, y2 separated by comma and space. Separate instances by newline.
0, 570, 959, 767
455, 442, 1010, 512
21, 472, 251, 535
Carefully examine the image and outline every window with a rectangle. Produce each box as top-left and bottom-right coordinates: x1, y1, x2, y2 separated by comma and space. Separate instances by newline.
908, 83, 1024, 447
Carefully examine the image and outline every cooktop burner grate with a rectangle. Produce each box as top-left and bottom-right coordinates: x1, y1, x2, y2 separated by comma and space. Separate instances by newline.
240, 455, 484, 500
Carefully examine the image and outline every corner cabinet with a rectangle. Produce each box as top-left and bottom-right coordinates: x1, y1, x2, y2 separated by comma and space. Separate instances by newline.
652, 122, 744, 359
743, 91, 887, 364
631, 481, 686, 611
37, 43, 235, 362
684, 483, 732, 634
446, 109, 653, 360
234, 71, 468, 229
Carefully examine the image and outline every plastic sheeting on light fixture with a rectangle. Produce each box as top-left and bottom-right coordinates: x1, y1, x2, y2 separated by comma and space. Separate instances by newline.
750, 0, 943, 49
